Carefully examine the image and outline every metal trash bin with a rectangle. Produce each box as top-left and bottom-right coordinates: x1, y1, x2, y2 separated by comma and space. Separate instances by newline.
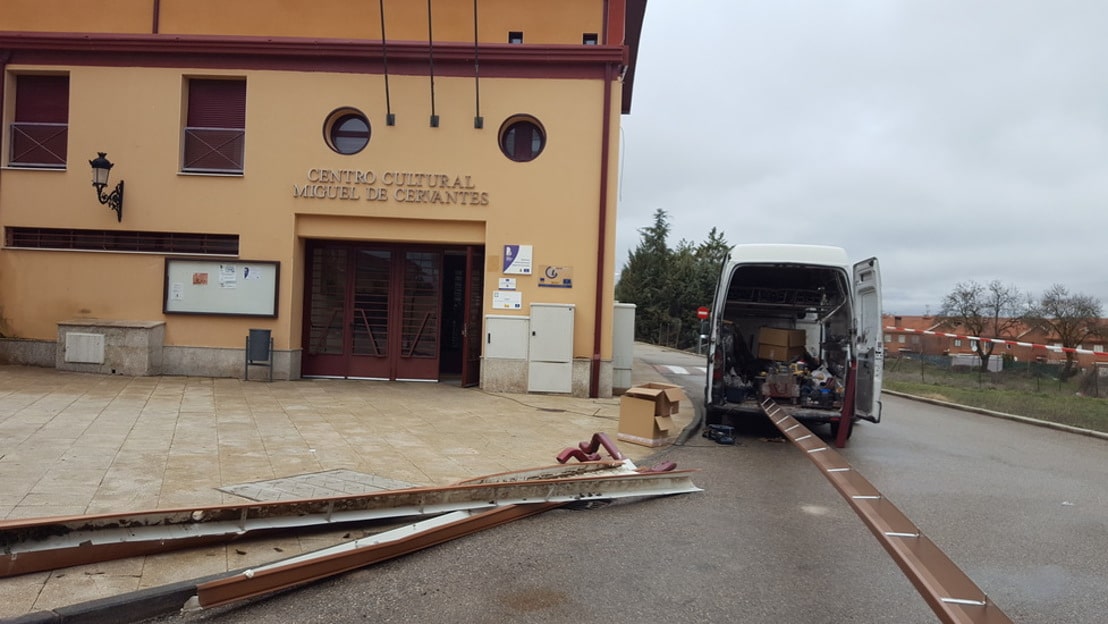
245, 328, 273, 381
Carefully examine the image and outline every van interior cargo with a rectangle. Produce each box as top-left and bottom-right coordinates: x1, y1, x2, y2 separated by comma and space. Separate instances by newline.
712, 263, 853, 419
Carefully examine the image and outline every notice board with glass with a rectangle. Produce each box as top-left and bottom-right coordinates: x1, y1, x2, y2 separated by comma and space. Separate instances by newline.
163, 258, 279, 317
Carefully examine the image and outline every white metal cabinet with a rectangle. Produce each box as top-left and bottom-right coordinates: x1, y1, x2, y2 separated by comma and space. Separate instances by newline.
527, 303, 574, 393
612, 303, 636, 390
485, 315, 530, 360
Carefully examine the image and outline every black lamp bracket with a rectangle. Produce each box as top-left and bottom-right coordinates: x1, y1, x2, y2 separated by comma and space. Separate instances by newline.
96, 180, 124, 222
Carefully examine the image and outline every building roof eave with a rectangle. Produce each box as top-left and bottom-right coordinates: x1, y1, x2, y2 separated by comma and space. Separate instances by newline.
620, 0, 647, 114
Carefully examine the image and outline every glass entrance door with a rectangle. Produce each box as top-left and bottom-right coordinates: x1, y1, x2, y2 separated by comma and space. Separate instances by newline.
394, 250, 441, 380
303, 245, 350, 377
349, 249, 392, 378
303, 243, 445, 380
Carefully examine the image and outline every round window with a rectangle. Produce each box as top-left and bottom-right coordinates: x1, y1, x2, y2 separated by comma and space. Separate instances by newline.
324, 108, 371, 155
498, 115, 546, 162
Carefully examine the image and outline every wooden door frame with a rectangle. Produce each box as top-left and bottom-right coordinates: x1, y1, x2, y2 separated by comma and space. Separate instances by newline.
302, 240, 483, 382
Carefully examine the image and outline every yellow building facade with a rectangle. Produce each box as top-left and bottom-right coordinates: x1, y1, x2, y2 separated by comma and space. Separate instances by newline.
0, 0, 646, 396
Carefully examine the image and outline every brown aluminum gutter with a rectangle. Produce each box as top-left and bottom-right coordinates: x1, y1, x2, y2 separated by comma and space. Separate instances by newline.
760, 398, 1013, 624
191, 504, 559, 610
0, 51, 8, 198
590, 61, 615, 398
0, 461, 700, 577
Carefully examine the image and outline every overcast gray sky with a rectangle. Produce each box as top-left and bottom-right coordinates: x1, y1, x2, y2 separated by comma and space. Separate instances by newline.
616, 0, 1107, 316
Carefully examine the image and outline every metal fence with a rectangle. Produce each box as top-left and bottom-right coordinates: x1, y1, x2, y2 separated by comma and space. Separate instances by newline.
883, 353, 1108, 398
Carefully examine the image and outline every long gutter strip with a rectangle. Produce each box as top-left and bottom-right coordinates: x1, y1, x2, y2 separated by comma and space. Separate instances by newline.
0, 461, 700, 577
190, 504, 560, 610
760, 398, 1014, 624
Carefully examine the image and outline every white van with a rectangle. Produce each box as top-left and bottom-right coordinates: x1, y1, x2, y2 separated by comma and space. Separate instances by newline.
704, 244, 882, 440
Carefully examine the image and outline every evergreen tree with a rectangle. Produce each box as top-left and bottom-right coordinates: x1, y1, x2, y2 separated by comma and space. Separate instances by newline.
616, 209, 673, 345
616, 212, 731, 349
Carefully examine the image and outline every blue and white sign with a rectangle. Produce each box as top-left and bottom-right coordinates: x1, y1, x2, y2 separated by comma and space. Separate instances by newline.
502, 244, 533, 275
538, 265, 573, 288
492, 290, 523, 309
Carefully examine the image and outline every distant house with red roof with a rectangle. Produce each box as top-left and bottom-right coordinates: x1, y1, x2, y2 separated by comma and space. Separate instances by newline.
882, 315, 1108, 368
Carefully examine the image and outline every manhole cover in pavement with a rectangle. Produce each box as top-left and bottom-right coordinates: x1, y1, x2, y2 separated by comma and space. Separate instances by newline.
220, 469, 417, 502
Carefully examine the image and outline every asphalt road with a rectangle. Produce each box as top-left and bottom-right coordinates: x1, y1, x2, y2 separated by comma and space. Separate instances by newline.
152, 345, 1108, 623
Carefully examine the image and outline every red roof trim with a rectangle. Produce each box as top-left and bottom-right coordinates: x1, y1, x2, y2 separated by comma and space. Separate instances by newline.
0, 31, 625, 82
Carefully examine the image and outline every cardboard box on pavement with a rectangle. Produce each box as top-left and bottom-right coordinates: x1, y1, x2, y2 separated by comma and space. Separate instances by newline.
617, 382, 686, 447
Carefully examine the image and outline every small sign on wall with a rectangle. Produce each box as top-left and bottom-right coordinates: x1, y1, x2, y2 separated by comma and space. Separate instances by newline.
538, 265, 573, 288
492, 290, 523, 310
502, 245, 533, 275
498, 277, 517, 290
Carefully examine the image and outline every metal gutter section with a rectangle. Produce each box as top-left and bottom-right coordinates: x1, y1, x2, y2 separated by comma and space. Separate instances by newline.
189, 504, 559, 610
760, 398, 1013, 624
590, 61, 614, 398
0, 462, 700, 577
189, 457, 696, 610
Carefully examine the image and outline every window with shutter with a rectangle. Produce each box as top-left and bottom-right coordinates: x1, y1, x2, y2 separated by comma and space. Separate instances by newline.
183, 79, 246, 173
9, 75, 69, 168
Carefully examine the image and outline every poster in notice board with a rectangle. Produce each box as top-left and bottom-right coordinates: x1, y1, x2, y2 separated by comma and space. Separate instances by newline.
163, 258, 279, 317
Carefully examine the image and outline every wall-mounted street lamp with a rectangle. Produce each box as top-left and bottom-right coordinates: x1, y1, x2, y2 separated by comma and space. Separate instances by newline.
89, 152, 124, 222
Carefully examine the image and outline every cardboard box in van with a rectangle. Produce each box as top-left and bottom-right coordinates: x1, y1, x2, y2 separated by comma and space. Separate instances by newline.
757, 327, 807, 361
759, 327, 806, 347
704, 244, 885, 436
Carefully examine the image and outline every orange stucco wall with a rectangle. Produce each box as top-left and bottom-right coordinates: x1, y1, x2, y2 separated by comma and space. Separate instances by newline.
0, 65, 621, 359
0, 0, 607, 44
0, 0, 625, 372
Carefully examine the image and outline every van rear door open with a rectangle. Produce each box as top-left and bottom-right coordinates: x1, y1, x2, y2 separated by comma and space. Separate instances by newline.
852, 257, 882, 422
703, 245, 882, 440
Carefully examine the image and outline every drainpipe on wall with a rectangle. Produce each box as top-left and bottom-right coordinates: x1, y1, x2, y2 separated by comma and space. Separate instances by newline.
590, 63, 615, 398
152, 0, 161, 33
0, 51, 9, 216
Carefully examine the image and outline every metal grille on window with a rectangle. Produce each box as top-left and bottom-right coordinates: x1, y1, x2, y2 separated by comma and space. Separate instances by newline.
309, 248, 348, 356
354, 250, 391, 357
401, 251, 440, 358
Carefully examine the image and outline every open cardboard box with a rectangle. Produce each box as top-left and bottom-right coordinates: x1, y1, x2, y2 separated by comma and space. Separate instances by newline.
623, 381, 684, 415
617, 382, 686, 447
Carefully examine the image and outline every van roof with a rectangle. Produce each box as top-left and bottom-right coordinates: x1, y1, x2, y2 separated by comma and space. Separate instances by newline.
729, 244, 849, 267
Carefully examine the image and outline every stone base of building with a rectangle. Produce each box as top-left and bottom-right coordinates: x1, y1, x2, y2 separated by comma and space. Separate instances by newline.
57, 320, 165, 376
0, 338, 55, 367
163, 345, 301, 381
481, 357, 612, 398
0, 337, 301, 381
0, 336, 611, 395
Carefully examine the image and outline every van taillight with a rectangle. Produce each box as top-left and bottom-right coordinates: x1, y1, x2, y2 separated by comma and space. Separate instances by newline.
712, 346, 723, 380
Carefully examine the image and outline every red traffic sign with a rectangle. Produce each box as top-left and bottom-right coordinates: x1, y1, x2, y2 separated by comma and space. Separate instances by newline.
696, 306, 710, 320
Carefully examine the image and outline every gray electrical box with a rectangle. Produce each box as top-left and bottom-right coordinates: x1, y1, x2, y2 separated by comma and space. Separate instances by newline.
612, 302, 636, 391
528, 303, 574, 393
485, 315, 530, 360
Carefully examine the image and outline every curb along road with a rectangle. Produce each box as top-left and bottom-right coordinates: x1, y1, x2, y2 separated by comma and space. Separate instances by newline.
883, 389, 1108, 442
